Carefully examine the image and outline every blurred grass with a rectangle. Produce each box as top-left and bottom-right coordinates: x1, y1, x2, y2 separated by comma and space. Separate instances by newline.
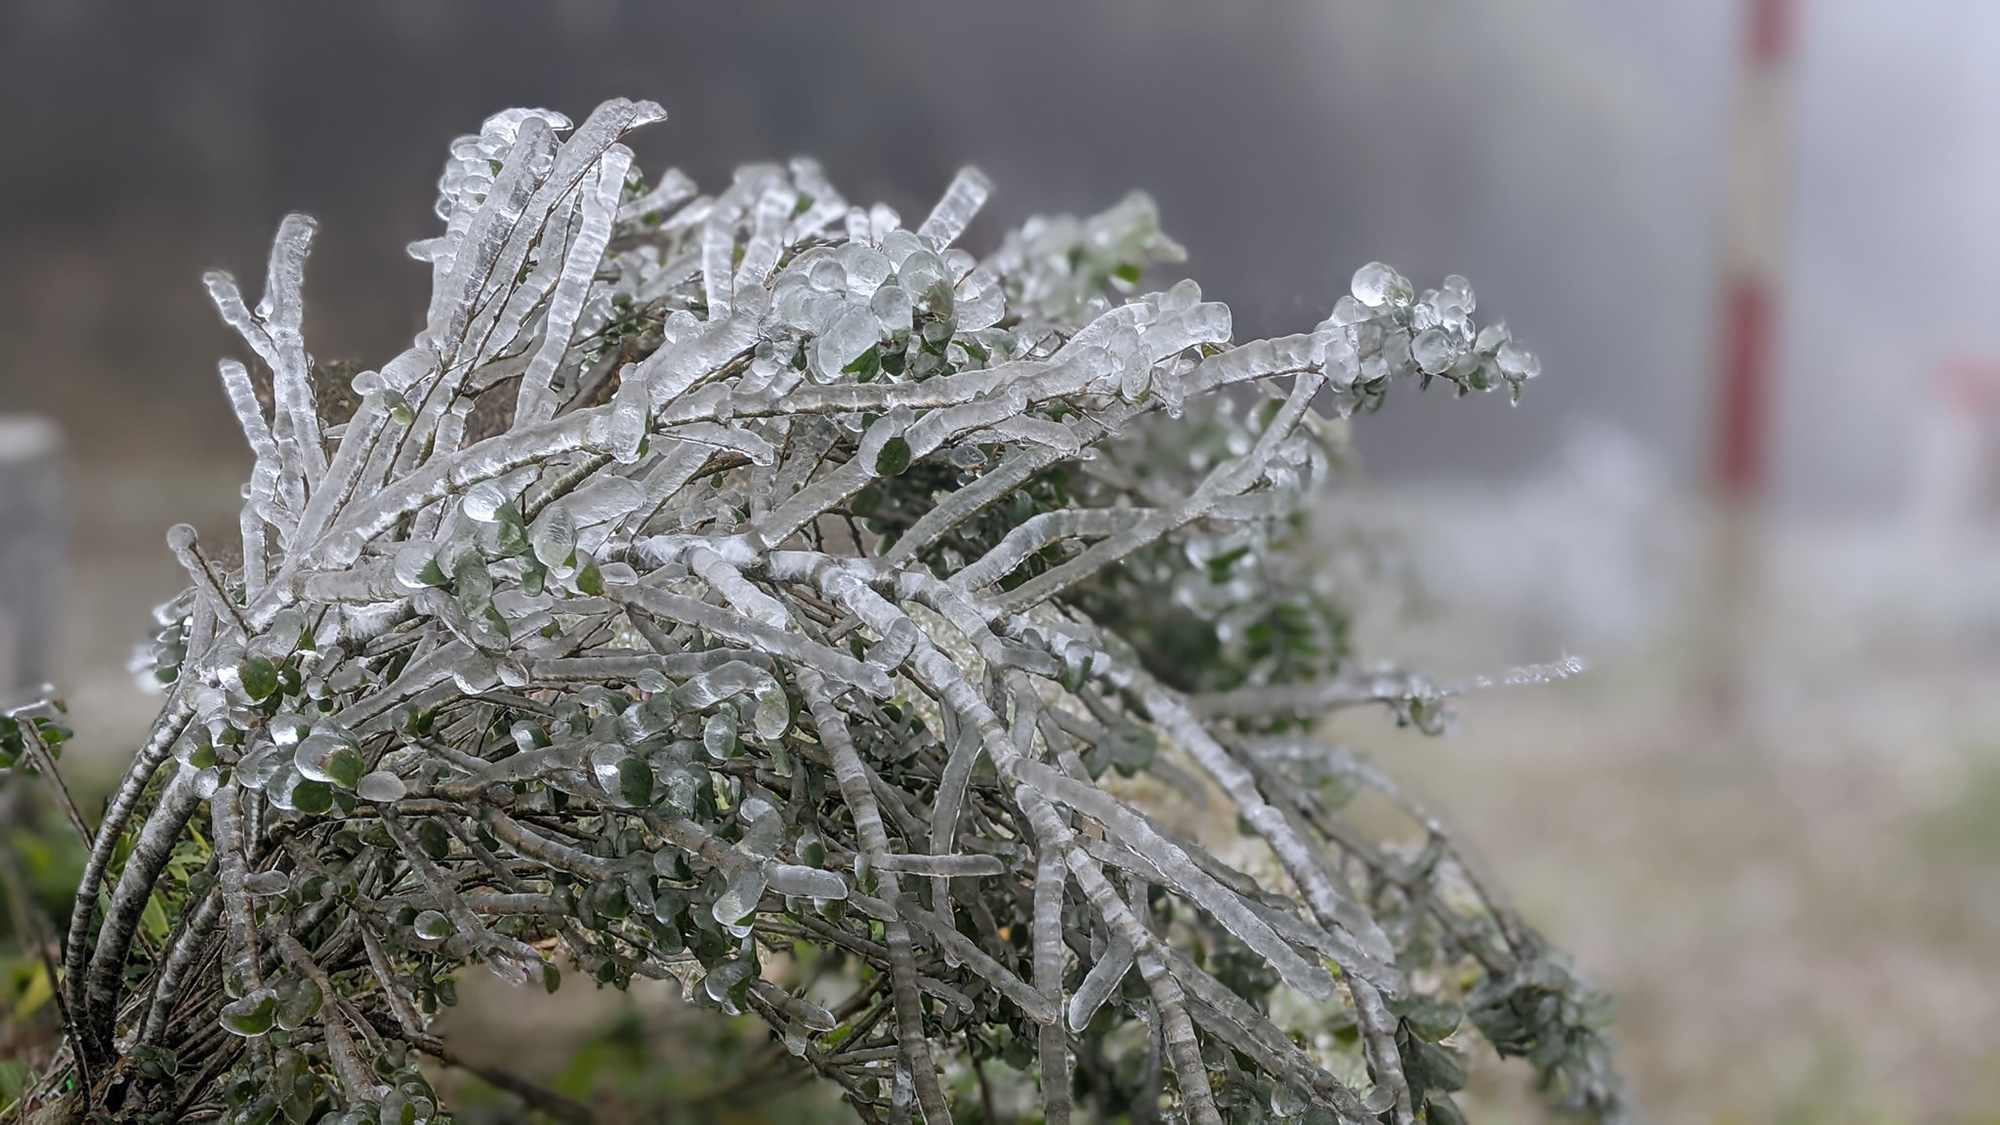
1919, 750, 2000, 861
1353, 642, 2000, 1124
430, 966, 851, 1124
0, 780, 87, 1114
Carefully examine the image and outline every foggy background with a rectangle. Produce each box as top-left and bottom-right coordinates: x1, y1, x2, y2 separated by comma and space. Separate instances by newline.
3, 1, 1999, 1120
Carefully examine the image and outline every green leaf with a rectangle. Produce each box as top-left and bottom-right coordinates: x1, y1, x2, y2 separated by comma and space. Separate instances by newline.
414, 910, 453, 941
593, 882, 630, 921
220, 991, 279, 1038
618, 757, 653, 806
1424, 1094, 1467, 1125
274, 977, 323, 1032
9, 961, 53, 1021
240, 656, 280, 701
575, 557, 604, 596
494, 502, 530, 556
323, 747, 365, 790
141, 892, 170, 944
417, 819, 452, 861
874, 436, 912, 477
1204, 544, 1252, 583
1398, 997, 1463, 1043
291, 781, 334, 817
842, 347, 882, 381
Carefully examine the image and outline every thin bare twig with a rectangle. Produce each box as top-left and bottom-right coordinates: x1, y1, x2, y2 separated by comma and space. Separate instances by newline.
17, 722, 89, 848
360, 1011, 596, 1125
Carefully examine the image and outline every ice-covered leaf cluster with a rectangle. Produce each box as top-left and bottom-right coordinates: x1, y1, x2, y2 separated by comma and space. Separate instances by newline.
27, 100, 1615, 1125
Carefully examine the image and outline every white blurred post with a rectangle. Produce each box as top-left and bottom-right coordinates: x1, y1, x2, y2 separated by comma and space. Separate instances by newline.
0, 416, 65, 694
1910, 359, 2000, 536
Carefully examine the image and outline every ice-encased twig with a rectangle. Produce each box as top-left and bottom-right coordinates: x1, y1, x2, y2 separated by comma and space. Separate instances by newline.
917, 167, 993, 249
800, 668, 954, 1125
516, 148, 631, 426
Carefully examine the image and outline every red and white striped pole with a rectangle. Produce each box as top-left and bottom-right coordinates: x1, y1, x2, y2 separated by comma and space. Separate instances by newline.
1703, 0, 1796, 728
1713, 0, 1796, 501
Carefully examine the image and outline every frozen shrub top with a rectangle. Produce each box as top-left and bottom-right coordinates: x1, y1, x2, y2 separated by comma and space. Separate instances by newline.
12, 99, 1617, 1125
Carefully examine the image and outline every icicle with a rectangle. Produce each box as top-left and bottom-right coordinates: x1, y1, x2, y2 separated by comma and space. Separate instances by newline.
1035, 844, 1074, 1125
764, 864, 847, 900
735, 181, 795, 294
797, 669, 955, 1125
259, 214, 326, 481
217, 358, 278, 464
927, 701, 980, 910
1068, 934, 1134, 1030
870, 853, 1004, 877
917, 166, 993, 249
750, 980, 838, 1032
1015, 759, 1337, 1001
516, 146, 632, 425
423, 115, 558, 367
785, 157, 851, 243
479, 203, 583, 389
953, 509, 1147, 592
288, 391, 390, 551
1350, 976, 1415, 1125
700, 204, 740, 320
1125, 667, 1399, 975
618, 165, 696, 226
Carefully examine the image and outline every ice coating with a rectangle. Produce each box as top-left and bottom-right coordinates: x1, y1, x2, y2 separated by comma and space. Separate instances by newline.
35, 97, 1625, 1125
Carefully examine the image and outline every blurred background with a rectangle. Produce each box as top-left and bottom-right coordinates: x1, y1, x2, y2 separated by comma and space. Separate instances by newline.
3, 0, 1999, 1120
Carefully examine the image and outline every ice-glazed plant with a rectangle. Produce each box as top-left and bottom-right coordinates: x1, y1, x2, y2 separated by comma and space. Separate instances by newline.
10, 99, 1617, 1125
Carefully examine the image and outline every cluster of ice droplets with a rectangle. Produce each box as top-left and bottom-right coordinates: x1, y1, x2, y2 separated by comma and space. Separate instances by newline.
767, 218, 1006, 380
990, 189, 1188, 324
1317, 262, 1540, 396
432, 107, 572, 221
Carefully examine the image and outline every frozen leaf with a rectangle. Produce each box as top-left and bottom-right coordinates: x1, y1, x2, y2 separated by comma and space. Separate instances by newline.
243, 870, 291, 897
765, 864, 846, 900
703, 709, 740, 760
712, 866, 766, 924
1351, 261, 1411, 308
295, 730, 365, 789
220, 990, 278, 1038
357, 770, 408, 803
618, 756, 653, 806
274, 978, 324, 1032
413, 910, 453, 942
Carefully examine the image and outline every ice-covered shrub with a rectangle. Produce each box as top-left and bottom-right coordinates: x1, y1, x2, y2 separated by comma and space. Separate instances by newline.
11, 99, 1618, 1124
